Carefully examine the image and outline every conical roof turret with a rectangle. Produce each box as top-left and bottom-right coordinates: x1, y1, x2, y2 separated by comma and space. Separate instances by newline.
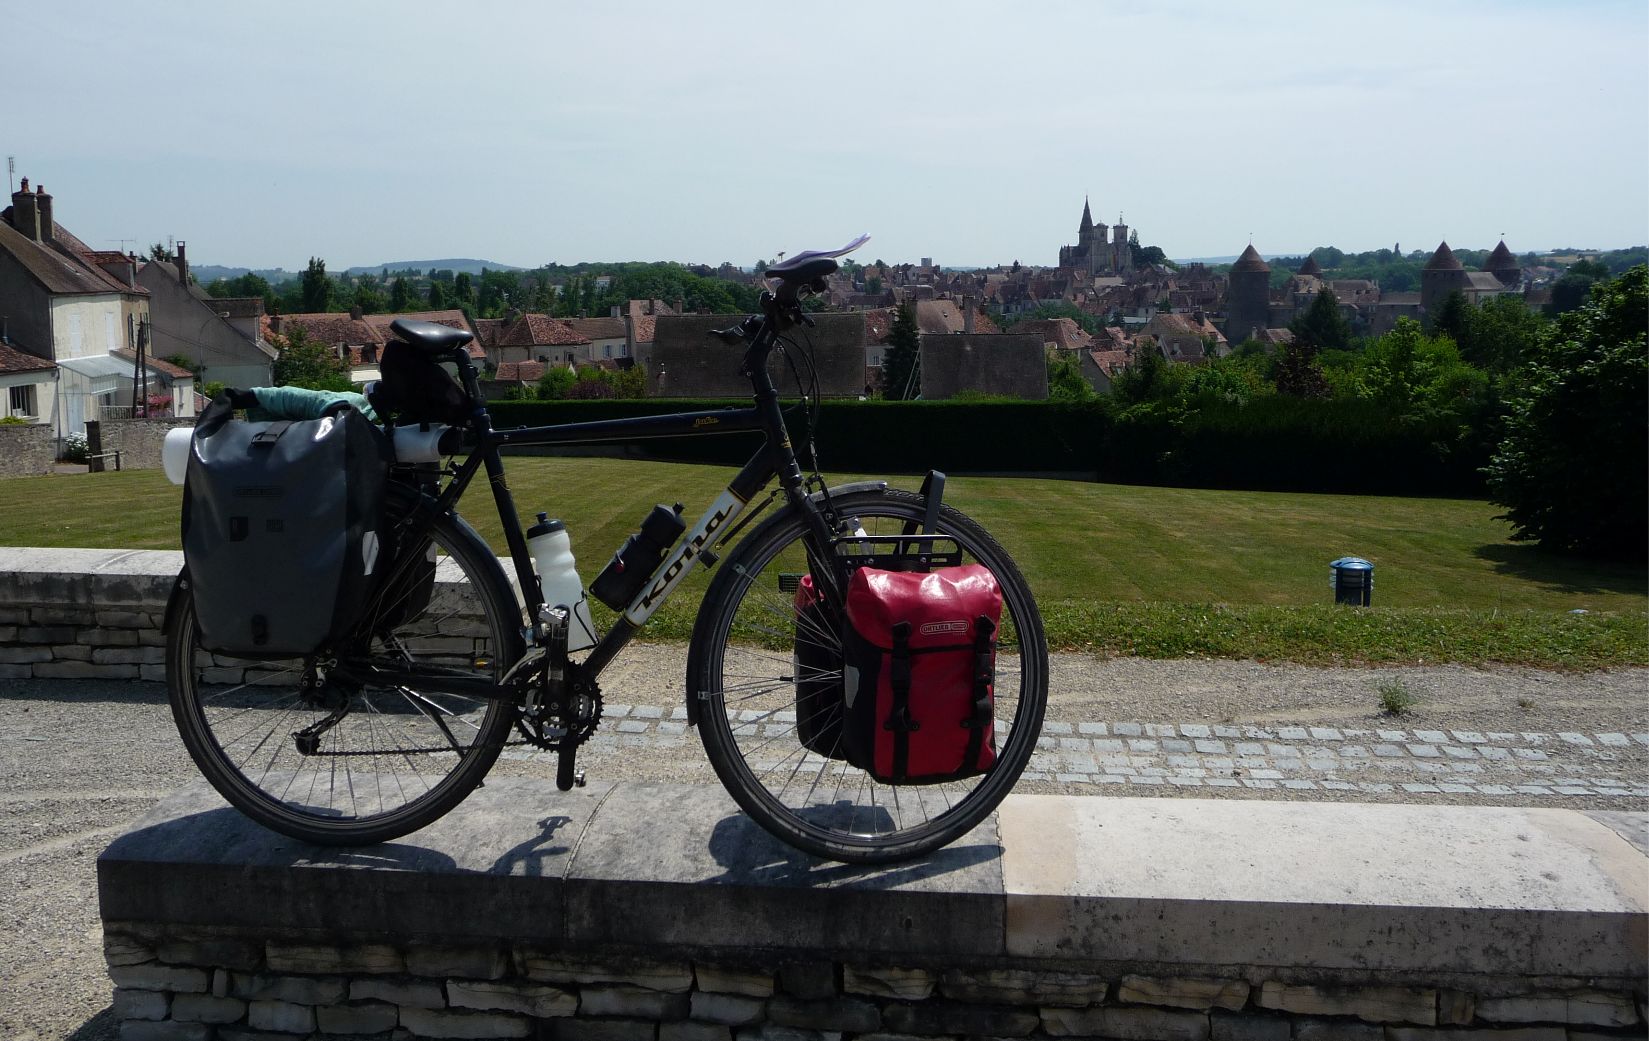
1485, 240, 1517, 273
1231, 244, 1269, 273
1080, 197, 1094, 234
1297, 255, 1323, 277
1425, 241, 1463, 271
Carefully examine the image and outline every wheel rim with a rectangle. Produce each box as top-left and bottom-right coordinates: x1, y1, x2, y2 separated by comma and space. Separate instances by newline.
701, 496, 1046, 856
171, 522, 514, 834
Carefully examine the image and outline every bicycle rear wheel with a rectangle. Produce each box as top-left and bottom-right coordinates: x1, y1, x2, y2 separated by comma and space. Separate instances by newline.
166, 492, 523, 846
691, 487, 1048, 863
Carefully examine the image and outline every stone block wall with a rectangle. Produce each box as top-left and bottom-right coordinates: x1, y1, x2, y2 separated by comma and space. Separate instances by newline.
0, 421, 57, 476
96, 416, 196, 469
99, 924, 1645, 1040
0, 548, 179, 680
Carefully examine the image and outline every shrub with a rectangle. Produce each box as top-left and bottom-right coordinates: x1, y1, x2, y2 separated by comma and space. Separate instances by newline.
61, 431, 89, 464
1377, 678, 1417, 716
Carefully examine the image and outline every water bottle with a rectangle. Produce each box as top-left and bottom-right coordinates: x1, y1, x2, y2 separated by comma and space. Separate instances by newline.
526, 513, 598, 652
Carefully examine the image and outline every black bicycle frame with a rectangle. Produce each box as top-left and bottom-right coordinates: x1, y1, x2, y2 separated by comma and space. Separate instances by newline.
350, 313, 843, 701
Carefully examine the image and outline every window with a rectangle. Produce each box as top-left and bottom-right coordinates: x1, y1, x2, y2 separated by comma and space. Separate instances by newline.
603, 344, 612, 359
105, 312, 117, 350
9, 384, 37, 418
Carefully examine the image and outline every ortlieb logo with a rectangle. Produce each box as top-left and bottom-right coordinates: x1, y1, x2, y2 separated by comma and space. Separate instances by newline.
920, 620, 969, 636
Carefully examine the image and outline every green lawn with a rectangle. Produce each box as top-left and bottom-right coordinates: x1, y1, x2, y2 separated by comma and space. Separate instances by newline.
3, 459, 1643, 666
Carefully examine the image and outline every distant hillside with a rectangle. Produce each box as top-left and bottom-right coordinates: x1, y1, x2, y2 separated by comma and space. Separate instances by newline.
190, 258, 524, 285
345, 258, 523, 276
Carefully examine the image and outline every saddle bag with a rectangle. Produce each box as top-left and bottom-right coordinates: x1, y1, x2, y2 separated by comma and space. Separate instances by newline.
182, 393, 392, 657
792, 574, 848, 760
839, 564, 1002, 784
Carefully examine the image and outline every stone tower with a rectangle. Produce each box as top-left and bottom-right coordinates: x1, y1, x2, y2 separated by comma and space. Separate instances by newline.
1297, 254, 1323, 278
1420, 241, 1470, 323
1112, 214, 1131, 273
1485, 240, 1521, 287
1224, 244, 1271, 345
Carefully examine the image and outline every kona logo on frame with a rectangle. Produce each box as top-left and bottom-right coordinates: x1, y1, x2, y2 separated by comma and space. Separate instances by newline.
639, 505, 729, 610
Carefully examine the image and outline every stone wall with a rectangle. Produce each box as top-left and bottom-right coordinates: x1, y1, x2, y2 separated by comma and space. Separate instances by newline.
0, 421, 56, 477
95, 416, 196, 470
98, 925, 1646, 1040
0, 548, 179, 680
97, 776, 1647, 1041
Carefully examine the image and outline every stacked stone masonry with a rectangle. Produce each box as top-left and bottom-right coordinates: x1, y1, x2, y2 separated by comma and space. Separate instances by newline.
101, 928, 1646, 1040
0, 421, 56, 476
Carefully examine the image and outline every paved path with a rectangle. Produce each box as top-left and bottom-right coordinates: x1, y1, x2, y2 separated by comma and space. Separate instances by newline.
541, 702, 1649, 804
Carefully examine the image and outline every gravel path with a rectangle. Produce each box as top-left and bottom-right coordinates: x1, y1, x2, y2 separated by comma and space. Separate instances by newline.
2, 651, 1645, 1040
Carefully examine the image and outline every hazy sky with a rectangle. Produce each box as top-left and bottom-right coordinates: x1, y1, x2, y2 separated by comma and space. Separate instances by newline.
9, 1, 1647, 271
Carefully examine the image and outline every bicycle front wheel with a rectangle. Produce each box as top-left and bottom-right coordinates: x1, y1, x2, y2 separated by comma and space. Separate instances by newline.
691, 487, 1048, 863
166, 495, 524, 846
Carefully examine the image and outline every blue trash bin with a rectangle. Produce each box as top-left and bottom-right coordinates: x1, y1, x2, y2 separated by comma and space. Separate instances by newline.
1330, 557, 1373, 607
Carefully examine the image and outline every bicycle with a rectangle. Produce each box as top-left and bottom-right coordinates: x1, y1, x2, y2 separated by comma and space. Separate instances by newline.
164, 236, 1049, 863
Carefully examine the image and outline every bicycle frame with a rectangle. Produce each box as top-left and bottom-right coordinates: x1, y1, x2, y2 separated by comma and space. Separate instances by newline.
367, 312, 849, 700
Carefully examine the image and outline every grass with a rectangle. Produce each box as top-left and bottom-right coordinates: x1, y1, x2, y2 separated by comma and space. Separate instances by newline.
1377, 678, 1418, 716
3, 458, 1644, 668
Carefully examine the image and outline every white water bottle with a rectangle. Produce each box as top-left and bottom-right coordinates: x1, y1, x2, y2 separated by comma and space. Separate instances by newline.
526, 513, 598, 652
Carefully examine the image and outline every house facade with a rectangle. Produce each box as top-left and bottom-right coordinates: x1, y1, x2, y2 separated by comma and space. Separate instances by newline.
0, 179, 176, 436
139, 243, 275, 390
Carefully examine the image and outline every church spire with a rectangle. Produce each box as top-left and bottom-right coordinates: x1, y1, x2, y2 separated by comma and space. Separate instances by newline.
1080, 197, 1093, 234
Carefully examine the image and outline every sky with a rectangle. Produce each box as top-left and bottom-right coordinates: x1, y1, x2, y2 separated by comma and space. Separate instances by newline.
8, 1, 1647, 271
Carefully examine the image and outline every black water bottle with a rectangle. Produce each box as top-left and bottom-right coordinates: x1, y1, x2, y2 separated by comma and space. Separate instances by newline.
590, 504, 686, 610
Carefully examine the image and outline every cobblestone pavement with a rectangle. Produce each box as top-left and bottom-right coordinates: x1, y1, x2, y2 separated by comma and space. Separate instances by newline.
507, 701, 1649, 806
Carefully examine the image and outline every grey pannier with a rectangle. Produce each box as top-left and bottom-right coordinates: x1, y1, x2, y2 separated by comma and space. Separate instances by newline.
182, 393, 392, 657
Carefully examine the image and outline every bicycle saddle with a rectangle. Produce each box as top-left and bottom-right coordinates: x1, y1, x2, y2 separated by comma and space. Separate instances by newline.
767, 234, 871, 285
390, 318, 474, 356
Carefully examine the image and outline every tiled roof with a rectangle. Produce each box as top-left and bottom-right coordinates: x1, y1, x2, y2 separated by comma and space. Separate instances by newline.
1255, 328, 1295, 345
563, 316, 627, 340
1466, 272, 1507, 292
913, 299, 999, 335
1230, 245, 1269, 273
366, 310, 484, 359
0, 214, 130, 296
266, 313, 383, 347
863, 308, 895, 345
472, 318, 505, 347
630, 315, 657, 344
111, 349, 195, 379
1297, 255, 1323, 277
496, 361, 553, 382
1425, 242, 1463, 271
1013, 318, 1092, 351
1087, 349, 1132, 376
1485, 240, 1519, 273
498, 314, 591, 348
0, 343, 55, 374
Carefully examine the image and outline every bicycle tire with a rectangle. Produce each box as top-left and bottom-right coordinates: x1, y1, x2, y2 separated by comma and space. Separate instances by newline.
690, 487, 1048, 863
166, 486, 524, 846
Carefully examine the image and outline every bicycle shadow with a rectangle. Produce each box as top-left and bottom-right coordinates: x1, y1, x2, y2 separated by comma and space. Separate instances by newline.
103, 806, 461, 876
701, 807, 1001, 890
489, 814, 576, 877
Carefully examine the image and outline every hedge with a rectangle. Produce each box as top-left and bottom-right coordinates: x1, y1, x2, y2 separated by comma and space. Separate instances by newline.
487, 398, 1490, 497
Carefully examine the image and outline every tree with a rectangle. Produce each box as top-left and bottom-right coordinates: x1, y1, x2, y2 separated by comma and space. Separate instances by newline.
1109, 342, 1183, 406
270, 327, 353, 391
390, 276, 415, 312
1486, 266, 1648, 558
880, 304, 921, 400
301, 257, 332, 313
1546, 261, 1608, 317
149, 242, 175, 262
1356, 318, 1486, 417
428, 279, 449, 309
1289, 290, 1351, 352
1046, 352, 1094, 401
537, 366, 576, 399
454, 272, 474, 307
1272, 339, 1330, 398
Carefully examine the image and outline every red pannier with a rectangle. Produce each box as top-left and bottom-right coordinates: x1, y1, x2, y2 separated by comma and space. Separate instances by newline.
840, 564, 1002, 784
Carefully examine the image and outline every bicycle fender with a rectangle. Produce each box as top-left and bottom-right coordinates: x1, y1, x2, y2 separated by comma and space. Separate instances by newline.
684, 480, 889, 727
162, 568, 191, 637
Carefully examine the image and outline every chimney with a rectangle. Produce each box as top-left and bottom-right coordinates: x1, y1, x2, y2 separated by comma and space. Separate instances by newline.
646, 299, 654, 316
610, 304, 621, 319
963, 295, 975, 334
126, 252, 138, 288
10, 178, 40, 241
36, 185, 53, 244
350, 304, 363, 321
175, 240, 188, 285
674, 297, 684, 316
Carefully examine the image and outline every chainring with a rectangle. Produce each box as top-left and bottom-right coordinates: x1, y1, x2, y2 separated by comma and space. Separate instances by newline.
513, 662, 602, 752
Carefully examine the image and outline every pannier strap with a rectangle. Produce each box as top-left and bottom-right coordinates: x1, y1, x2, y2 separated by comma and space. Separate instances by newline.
961, 615, 996, 771
884, 621, 918, 783
250, 421, 291, 447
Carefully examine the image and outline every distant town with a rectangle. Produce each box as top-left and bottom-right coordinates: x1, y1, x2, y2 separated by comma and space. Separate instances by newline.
1, 176, 1643, 437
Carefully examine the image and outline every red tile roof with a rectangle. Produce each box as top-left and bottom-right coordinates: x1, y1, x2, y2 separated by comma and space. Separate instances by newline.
0, 343, 55, 375
365, 310, 484, 359
497, 314, 591, 347
265, 313, 382, 348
